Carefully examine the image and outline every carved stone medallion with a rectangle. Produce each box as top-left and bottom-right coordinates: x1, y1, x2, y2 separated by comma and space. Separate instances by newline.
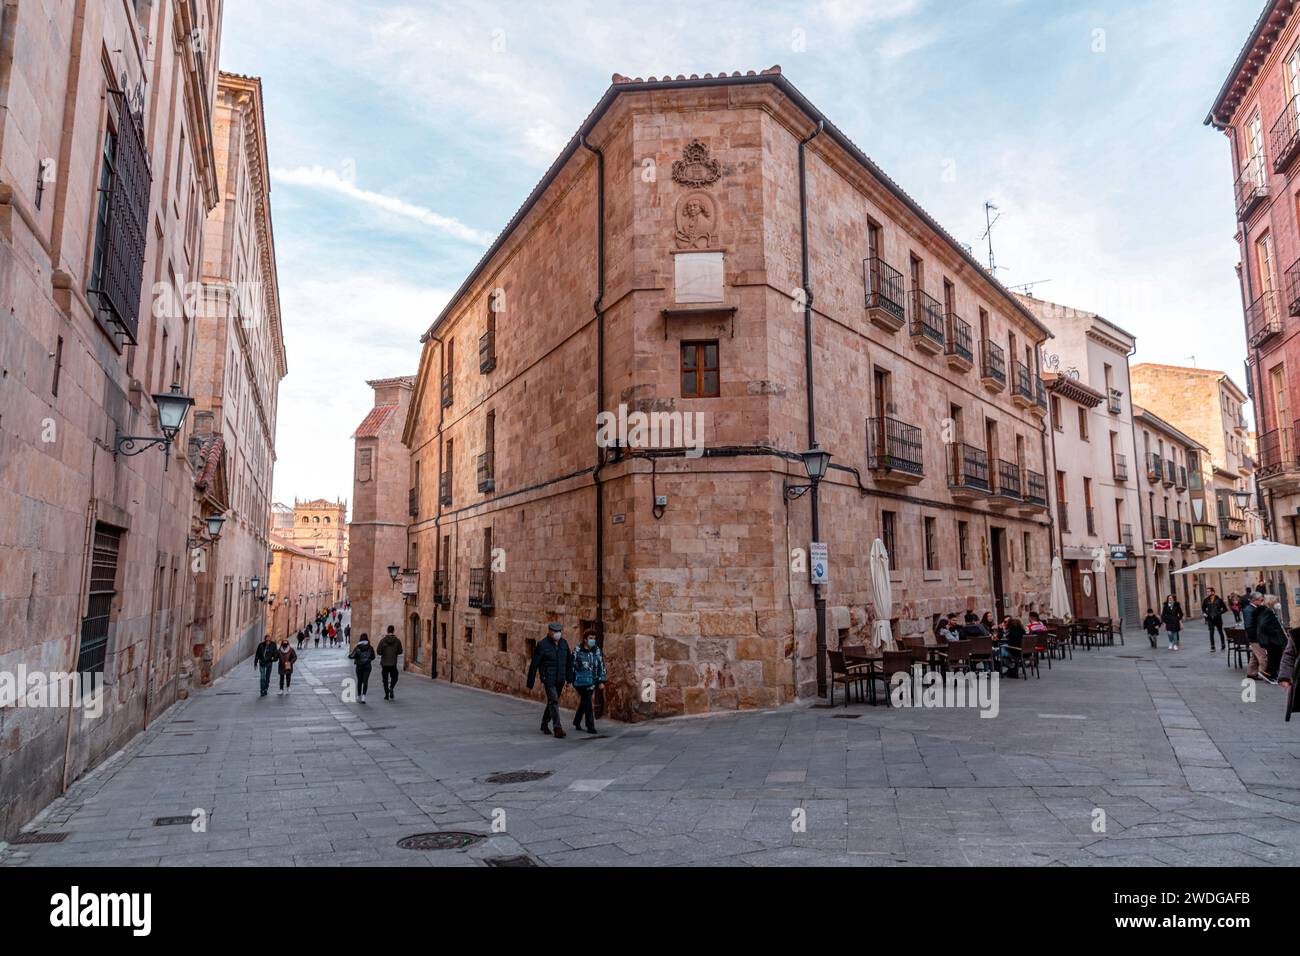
674, 191, 717, 249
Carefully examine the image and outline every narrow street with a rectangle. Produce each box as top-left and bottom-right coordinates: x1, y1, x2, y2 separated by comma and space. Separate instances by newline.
3, 620, 1297, 867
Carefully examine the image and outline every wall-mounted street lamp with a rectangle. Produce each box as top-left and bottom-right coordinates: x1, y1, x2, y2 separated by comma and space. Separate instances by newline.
388, 562, 401, 588
113, 383, 194, 471
248, 575, 261, 596
186, 512, 226, 550
265, 589, 274, 604
783, 446, 832, 501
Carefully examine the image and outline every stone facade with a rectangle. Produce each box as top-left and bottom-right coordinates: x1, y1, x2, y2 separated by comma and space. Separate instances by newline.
276, 498, 348, 604
349, 376, 415, 652
266, 536, 336, 641
1208, 0, 1300, 550
186, 72, 287, 685
402, 70, 1054, 720
0, 0, 223, 838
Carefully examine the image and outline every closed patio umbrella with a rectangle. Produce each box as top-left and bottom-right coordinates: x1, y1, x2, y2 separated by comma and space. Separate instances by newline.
870, 538, 895, 650
1050, 556, 1073, 622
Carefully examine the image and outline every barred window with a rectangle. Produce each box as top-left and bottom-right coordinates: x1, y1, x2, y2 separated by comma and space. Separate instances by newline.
78, 524, 123, 674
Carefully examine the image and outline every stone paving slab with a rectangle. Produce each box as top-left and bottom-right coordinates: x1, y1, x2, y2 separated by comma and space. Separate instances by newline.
1, 618, 1297, 866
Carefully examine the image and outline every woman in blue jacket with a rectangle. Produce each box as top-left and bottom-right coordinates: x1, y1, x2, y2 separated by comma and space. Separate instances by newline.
568, 632, 607, 735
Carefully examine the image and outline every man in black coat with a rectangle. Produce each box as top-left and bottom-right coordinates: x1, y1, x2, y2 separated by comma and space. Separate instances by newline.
1245, 591, 1268, 679
527, 622, 570, 738
1255, 597, 1288, 684
1201, 588, 1228, 651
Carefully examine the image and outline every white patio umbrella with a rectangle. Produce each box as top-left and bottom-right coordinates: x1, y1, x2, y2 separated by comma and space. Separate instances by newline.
1172, 538, 1300, 575
1050, 556, 1073, 622
869, 538, 895, 650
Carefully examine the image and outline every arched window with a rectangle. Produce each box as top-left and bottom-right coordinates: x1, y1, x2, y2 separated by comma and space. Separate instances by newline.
313, 516, 320, 523
324, 516, 330, 524
300, 517, 308, 524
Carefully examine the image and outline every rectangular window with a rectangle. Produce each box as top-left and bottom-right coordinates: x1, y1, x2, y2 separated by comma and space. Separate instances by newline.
1022, 532, 1032, 573
1050, 395, 1062, 431
1078, 406, 1089, 441
498, 632, 508, 653
52, 335, 63, 396
958, 521, 970, 571
882, 510, 897, 570
464, 626, 473, 645
681, 340, 720, 398
924, 517, 937, 571
78, 523, 122, 674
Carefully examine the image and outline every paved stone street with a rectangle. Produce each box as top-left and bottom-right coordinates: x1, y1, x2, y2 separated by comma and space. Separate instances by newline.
3, 618, 1298, 867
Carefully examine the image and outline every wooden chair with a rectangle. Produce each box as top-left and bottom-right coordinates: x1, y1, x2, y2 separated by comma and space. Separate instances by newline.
1008, 633, 1041, 679
1049, 624, 1073, 661
943, 639, 972, 674
828, 650, 869, 706
1224, 628, 1250, 670
869, 651, 916, 706
967, 635, 995, 672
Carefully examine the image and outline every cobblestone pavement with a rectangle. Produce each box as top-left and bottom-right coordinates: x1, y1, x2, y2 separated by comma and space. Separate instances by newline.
3, 619, 1298, 867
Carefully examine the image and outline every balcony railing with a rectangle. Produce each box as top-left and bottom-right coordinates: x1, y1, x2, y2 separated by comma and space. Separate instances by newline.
434, 570, 450, 607
1271, 94, 1300, 172
909, 288, 946, 351
439, 471, 452, 506
1057, 500, 1070, 533
1176, 465, 1187, 490
1034, 377, 1048, 412
1234, 153, 1269, 219
1164, 459, 1176, 487
1013, 361, 1034, 404
945, 313, 973, 367
992, 459, 1022, 499
1147, 453, 1163, 483
468, 567, 493, 610
1286, 258, 1300, 317
477, 451, 495, 493
441, 374, 453, 408
408, 486, 418, 518
864, 257, 906, 329
1107, 388, 1123, 415
1246, 289, 1283, 348
1156, 516, 1169, 539
479, 328, 496, 373
1220, 515, 1246, 539
981, 340, 1006, 388
1113, 453, 1128, 482
867, 417, 924, 476
1025, 470, 1047, 506
1259, 426, 1297, 478
1121, 524, 1134, 549
946, 442, 989, 493
1172, 521, 1183, 544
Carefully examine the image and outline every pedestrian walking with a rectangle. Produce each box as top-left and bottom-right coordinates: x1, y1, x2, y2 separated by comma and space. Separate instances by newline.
345, 623, 351, 644
1201, 588, 1228, 651
1229, 592, 1243, 625
377, 625, 403, 700
1143, 608, 1161, 649
277, 637, 298, 694
1246, 590, 1269, 680
314, 625, 321, 648
527, 622, 571, 738
1161, 594, 1184, 650
349, 633, 375, 703
1256, 594, 1288, 684
1279, 629, 1300, 720
327, 622, 337, 647
296, 628, 305, 650
568, 631, 606, 734
254, 634, 278, 697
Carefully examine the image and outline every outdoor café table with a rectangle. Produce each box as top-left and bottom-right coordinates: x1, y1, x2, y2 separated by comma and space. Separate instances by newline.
841, 647, 884, 704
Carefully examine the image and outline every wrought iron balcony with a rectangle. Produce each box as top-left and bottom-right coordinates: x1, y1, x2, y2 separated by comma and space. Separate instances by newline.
1012, 361, 1035, 407
1034, 377, 1048, 413
1271, 93, 1300, 172
1246, 289, 1283, 348
946, 442, 989, 497
1183, 522, 1193, 547
479, 328, 496, 373
434, 570, 450, 607
1147, 453, 1163, 483
980, 340, 1006, 391
863, 257, 906, 331
1286, 258, 1300, 317
867, 416, 924, 483
1234, 154, 1268, 220
1113, 453, 1128, 482
1220, 515, 1246, 540
439, 471, 452, 506
1024, 470, 1047, 507
945, 313, 973, 370
1258, 426, 1297, 479
908, 288, 946, 353
1121, 524, 1134, 549
477, 451, 495, 493
1176, 465, 1187, 490
441, 374, 453, 408
408, 486, 418, 518
1164, 459, 1176, 487
468, 567, 493, 611
991, 459, 1022, 502
1107, 388, 1123, 415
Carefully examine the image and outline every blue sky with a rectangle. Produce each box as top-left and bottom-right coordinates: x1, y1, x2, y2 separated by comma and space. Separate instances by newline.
216, 0, 1263, 507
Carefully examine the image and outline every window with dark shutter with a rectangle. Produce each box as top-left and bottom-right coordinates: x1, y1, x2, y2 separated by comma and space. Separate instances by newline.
88, 90, 152, 344
78, 524, 123, 674
681, 340, 719, 398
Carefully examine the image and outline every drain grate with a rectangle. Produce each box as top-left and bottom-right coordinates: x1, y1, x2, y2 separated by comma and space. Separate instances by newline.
576, 734, 609, 740
482, 770, 553, 785
154, 815, 199, 827
397, 831, 484, 851
831, 714, 862, 719
485, 855, 539, 867
11, 832, 68, 845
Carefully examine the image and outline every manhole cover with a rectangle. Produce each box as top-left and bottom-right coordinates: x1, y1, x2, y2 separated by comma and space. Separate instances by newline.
831, 714, 862, 719
397, 831, 484, 851
482, 770, 553, 785
10, 832, 68, 844
154, 815, 199, 827
485, 855, 539, 867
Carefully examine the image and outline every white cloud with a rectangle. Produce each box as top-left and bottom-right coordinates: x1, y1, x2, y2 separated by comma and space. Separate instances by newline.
271, 165, 495, 245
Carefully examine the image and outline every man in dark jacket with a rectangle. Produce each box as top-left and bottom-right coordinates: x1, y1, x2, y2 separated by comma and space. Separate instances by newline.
254, 634, 278, 697
1201, 588, 1228, 651
1255, 597, 1288, 684
1245, 591, 1268, 679
1279, 628, 1300, 719
527, 622, 570, 738
349, 634, 376, 703
376, 626, 403, 700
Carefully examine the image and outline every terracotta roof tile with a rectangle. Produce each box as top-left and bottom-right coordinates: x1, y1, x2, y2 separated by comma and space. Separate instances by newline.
352, 403, 397, 439
195, 435, 224, 487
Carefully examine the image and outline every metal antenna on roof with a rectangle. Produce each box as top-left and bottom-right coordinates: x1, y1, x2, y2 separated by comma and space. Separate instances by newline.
980, 201, 1001, 273
1184, 354, 1197, 367
1008, 279, 1051, 296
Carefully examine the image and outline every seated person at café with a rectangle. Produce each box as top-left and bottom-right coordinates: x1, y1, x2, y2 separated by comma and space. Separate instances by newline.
1027, 611, 1049, 635
960, 611, 990, 639
1000, 616, 1027, 675
938, 613, 963, 642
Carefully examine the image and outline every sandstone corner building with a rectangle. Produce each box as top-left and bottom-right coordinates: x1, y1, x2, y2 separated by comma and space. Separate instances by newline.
402, 68, 1057, 719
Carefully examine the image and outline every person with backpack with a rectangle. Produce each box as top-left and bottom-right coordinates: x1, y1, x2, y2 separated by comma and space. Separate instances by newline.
1143, 609, 1161, 649
349, 633, 376, 703
277, 637, 298, 694
1161, 594, 1184, 650
377, 626, 404, 700
567, 632, 607, 734
527, 622, 571, 738
254, 634, 278, 697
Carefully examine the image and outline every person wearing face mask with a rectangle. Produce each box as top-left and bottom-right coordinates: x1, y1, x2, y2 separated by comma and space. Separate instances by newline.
527, 622, 571, 738
567, 632, 607, 735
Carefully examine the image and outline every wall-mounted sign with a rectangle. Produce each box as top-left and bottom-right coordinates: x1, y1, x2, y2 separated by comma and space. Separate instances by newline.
1110, 545, 1129, 562
810, 542, 829, 586
401, 571, 419, 595
1151, 538, 1173, 553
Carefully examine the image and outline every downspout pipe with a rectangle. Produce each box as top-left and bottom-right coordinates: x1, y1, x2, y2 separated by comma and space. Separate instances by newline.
798, 119, 827, 698
582, 135, 607, 648
430, 333, 448, 682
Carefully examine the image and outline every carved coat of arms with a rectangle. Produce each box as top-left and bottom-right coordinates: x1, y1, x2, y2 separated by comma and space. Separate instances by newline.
671, 140, 721, 188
